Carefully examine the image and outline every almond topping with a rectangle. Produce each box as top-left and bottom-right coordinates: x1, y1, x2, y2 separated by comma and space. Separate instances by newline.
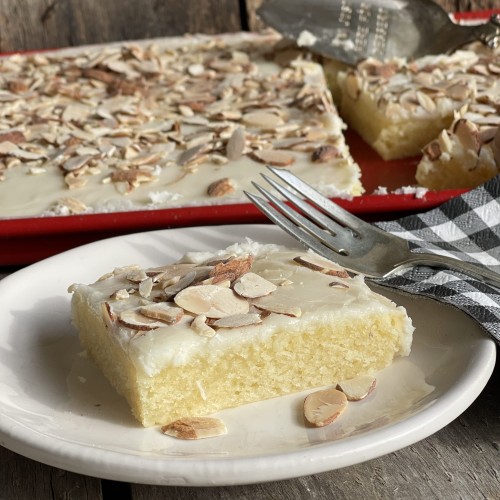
294, 254, 350, 278
213, 313, 262, 328
101, 301, 116, 328
207, 177, 235, 197
422, 140, 442, 161
233, 272, 277, 298
118, 309, 166, 330
126, 269, 148, 283
303, 388, 348, 427
139, 303, 184, 325
138, 277, 153, 298
252, 298, 302, 317
242, 111, 284, 130
329, 281, 349, 289
110, 288, 130, 300
161, 270, 198, 300
174, 284, 249, 318
210, 254, 253, 283
311, 145, 340, 163
161, 417, 227, 440
336, 376, 377, 401
191, 314, 217, 337
453, 119, 481, 154
226, 127, 246, 161
249, 149, 295, 167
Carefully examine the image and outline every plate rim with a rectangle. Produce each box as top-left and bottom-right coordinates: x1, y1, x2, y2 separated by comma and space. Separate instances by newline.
0, 224, 496, 486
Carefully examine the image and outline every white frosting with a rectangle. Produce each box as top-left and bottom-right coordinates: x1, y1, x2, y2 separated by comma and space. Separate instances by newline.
70, 242, 413, 377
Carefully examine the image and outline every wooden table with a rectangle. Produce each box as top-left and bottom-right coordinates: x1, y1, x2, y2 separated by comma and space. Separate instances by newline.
1, 1, 498, 498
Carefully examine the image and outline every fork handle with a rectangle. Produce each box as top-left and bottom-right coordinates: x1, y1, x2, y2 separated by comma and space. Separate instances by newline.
400, 253, 500, 288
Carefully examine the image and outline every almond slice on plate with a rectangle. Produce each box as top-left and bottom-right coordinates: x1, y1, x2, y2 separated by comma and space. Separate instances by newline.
161, 417, 227, 439
336, 375, 376, 401
304, 388, 348, 427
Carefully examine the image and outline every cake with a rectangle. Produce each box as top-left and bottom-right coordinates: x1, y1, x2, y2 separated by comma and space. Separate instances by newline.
415, 111, 500, 190
0, 32, 363, 218
332, 43, 499, 168
68, 241, 414, 427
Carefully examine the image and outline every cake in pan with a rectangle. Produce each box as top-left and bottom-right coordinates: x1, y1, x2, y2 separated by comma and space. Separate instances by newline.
0, 32, 362, 218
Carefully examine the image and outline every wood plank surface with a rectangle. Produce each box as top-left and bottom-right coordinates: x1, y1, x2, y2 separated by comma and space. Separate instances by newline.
0, 0, 242, 51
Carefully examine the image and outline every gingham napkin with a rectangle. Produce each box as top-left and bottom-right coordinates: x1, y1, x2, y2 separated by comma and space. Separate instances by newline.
375, 176, 500, 344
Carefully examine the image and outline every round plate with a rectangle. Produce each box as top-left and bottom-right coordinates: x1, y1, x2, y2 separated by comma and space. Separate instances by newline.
0, 225, 495, 486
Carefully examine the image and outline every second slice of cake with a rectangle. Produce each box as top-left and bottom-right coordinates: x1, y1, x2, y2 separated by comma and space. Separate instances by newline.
69, 241, 414, 427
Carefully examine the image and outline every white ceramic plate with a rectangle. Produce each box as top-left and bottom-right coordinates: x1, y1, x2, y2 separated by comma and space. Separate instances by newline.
0, 225, 495, 486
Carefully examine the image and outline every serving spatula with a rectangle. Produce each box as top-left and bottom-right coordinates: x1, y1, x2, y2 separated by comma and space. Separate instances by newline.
257, 0, 500, 65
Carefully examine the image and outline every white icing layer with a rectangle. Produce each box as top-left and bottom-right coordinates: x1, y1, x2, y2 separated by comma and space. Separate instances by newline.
70, 242, 414, 377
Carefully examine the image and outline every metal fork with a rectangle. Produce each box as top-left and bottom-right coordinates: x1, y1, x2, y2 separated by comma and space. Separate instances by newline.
245, 166, 500, 288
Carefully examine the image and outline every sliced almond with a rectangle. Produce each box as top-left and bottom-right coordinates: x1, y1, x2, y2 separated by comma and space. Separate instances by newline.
226, 127, 246, 161
213, 312, 262, 328
210, 254, 253, 283
249, 149, 295, 167
445, 83, 471, 100
294, 254, 349, 278
118, 309, 166, 330
161, 417, 227, 440
416, 91, 436, 113
242, 111, 284, 130
329, 281, 349, 289
110, 288, 130, 300
252, 298, 301, 318
336, 375, 376, 401
233, 272, 277, 298
62, 155, 92, 172
101, 301, 116, 328
191, 314, 217, 337
453, 119, 481, 154
174, 285, 249, 318
177, 144, 210, 166
126, 269, 148, 283
207, 177, 235, 197
161, 270, 198, 300
139, 303, 184, 325
437, 129, 453, 154
303, 388, 348, 427
422, 140, 442, 161
311, 145, 340, 163
138, 277, 153, 298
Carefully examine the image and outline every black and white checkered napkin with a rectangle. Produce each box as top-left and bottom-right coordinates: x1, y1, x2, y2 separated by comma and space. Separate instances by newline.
374, 176, 500, 344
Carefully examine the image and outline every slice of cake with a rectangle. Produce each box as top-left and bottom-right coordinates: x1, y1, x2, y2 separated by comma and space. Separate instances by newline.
416, 108, 500, 190
69, 241, 414, 427
333, 43, 499, 162
0, 31, 362, 218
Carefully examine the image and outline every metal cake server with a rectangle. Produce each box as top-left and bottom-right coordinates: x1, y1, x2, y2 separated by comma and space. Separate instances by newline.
257, 0, 500, 65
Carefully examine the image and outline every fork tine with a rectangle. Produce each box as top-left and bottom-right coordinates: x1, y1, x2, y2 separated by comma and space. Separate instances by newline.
244, 191, 351, 267
259, 174, 344, 235
266, 166, 364, 232
251, 181, 349, 254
